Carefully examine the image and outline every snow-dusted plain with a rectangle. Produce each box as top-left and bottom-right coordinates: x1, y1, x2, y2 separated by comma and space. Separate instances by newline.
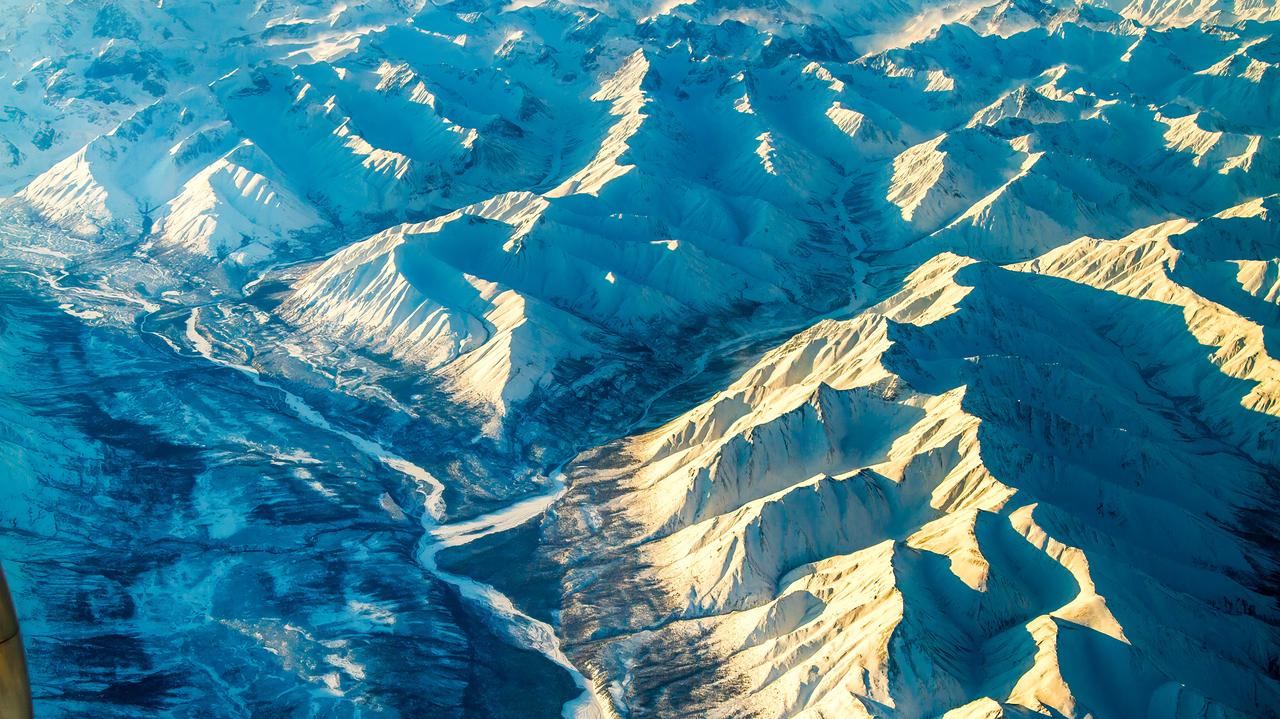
0, 0, 1278, 717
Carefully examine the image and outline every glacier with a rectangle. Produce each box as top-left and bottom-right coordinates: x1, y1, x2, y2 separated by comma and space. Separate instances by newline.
0, 0, 1278, 717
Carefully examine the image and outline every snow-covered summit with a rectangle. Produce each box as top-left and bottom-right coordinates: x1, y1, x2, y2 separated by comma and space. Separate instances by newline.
1, 0, 1278, 717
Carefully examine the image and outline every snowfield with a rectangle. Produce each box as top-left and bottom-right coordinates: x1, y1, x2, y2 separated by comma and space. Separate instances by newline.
0, 0, 1278, 717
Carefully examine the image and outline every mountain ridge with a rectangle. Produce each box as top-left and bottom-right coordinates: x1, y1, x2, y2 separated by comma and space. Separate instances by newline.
1, 0, 1278, 717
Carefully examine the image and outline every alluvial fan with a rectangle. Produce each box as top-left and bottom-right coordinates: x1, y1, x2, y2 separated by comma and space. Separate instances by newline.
0, 0, 1278, 717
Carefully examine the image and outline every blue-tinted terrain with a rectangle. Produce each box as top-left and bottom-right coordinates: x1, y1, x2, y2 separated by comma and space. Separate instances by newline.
1, 1, 1279, 717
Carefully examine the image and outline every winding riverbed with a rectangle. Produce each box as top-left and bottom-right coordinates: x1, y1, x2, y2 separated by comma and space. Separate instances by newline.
0, 218, 609, 717
175, 307, 613, 719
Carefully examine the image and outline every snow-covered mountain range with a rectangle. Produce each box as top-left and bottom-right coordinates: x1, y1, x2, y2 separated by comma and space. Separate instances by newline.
0, 0, 1277, 717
